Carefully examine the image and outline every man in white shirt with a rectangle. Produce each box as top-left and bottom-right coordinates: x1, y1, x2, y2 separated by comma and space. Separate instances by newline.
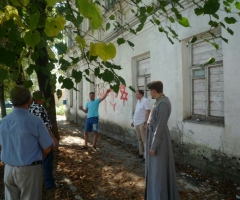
131, 90, 151, 163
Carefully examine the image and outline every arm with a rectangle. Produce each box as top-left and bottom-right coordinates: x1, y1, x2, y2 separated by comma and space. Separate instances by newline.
46, 126, 58, 146
42, 145, 52, 159
99, 89, 111, 102
144, 109, 151, 128
79, 106, 88, 113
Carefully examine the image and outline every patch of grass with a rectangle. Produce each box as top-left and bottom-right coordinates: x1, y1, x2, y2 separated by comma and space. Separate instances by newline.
56, 105, 66, 115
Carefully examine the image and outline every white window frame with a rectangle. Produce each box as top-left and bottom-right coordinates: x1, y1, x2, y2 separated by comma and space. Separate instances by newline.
189, 34, 224, 122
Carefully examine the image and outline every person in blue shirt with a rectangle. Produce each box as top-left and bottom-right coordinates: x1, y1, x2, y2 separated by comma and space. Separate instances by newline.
0, 85, 53, 200
79, 89, 110, 149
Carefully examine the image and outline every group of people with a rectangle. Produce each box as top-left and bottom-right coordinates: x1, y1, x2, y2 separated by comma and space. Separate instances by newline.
79, 80, 179, 199
0, 80, 179, 200
0, 86, 61, 200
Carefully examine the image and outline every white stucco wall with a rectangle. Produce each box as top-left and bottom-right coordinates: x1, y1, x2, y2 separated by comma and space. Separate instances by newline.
66, 1, 240, 157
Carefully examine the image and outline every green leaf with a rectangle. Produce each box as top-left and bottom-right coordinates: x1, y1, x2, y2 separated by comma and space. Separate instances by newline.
58, 75, 64, 83
46, 46, 56, 60
117, 76, 126, 85
94, 67, 100, 76
153, 18, 160, 25
0, 27, 6, 39
225, 17, 237, 24
10, 0, 30, 6
56, 89, 62, 99
146, 6, 153, 14
227, 27, 234, 35
219, 22, 226, 28
29, 12, 40, 31
106, 22, 110, 31
223, 1, 230, 6
72, 69, 82, 83
117, 38, 125, 45
104, 61, 122, 70
110, 84, 119, 93
208, 20, 219, 27
109, 15, 115, 20
127, 40, 134, 48
23, 80, 33, 88
26, 66, 34, 76
31, 52, 39, 61
62, 78, 74, 89
0, 69, 8, 81
0, 48, 16, 66
203, 0, 220, 14
47, 63, 55, 71
224, 6, 231, 13
212, 14, 219, 19
24, 30, 40, 47
204, 57, 215, 66
226, 0, 234, 2
177, 17, 190, 27
75, 36, 86, 50
235, 2, 240, 10
44, 15, 66, 37
129, 86, 135, 92
136, 23, 144, 32
101, 69, 115, 82
55, 42, 67, 54
190, 36, 197, 43
46, 0, 64, 7
169, 17, 175, 23
95, 42, 116, 61
85, 69, 89, 76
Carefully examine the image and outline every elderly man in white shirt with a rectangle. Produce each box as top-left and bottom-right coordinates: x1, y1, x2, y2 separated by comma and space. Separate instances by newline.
131, 90, 151, 163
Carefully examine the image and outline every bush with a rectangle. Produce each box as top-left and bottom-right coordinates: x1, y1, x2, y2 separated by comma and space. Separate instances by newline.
56, 105, 65, 115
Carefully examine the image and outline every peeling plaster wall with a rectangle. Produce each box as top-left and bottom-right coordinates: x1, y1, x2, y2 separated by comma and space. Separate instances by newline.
65, 1, 240, 180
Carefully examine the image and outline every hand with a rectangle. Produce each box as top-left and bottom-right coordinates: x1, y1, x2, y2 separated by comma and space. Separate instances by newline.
150, 149, 156, 156
131, 122, 134, 127
79, 106, 83, 110
53, 137, 59, 147
143, 122, 147, 129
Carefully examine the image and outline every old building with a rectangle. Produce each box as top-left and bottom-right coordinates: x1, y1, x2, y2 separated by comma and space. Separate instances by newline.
65, 0, 240, 181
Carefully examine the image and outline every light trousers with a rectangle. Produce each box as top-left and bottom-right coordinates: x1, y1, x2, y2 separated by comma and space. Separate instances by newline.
4, 164, 42, 200
135, 122, 146, 158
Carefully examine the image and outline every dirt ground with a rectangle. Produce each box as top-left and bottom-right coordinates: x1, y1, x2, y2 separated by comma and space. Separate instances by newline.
0, 116, 239, 200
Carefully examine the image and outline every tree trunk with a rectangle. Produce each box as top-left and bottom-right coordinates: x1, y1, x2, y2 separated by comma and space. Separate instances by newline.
0, 83, 6, 118
35, 47, 59, 140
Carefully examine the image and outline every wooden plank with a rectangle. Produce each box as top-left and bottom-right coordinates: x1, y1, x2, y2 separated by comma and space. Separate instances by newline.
138, 77, 145, 86
193, 82, 206, 92
210, 92, 224, 101
209, 82, 224, 92
193, 50, 222, 65
209, 66, 223, 75
193, 91, 207, 101
209, 74, 224, 82
138, 58, 150, 72
193, 100, 206, 109
193, 109, 206, 115
210, 110, 224, 117
210, 101, 224, 111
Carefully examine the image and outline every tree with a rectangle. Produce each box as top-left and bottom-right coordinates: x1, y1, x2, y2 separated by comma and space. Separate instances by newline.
0, 0, 239, 137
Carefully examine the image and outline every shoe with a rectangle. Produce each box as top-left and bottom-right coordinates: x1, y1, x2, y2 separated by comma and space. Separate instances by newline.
46, 183, 63, 190
135, 155, 143, 159
140, 158, 145, 164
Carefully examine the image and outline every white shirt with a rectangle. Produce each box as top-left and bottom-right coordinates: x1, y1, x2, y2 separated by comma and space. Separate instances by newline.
133, 97, 151, 126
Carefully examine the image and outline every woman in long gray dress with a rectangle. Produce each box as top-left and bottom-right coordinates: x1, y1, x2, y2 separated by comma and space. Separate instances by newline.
145, 81, 179, 200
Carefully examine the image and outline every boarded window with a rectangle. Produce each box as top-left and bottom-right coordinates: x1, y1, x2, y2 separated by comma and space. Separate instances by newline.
191, 34, 224, 118
137, 58, 151, 101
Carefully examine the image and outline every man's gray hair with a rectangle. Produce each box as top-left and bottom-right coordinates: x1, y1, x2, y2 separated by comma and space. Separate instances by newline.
10, 85, 31, 106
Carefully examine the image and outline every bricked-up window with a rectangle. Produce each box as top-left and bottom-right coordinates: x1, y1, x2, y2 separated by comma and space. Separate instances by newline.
190, 33, 224, 119
137, 57, 151, 102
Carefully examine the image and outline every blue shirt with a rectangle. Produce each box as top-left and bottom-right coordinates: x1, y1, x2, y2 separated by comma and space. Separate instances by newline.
0, 108, 53, 166
86, 99, 100, 118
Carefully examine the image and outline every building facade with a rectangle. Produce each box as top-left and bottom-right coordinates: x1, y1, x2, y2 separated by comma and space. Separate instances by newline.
65, 0, 240, 181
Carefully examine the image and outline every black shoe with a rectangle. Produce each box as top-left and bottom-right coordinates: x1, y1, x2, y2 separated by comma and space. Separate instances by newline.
140, 158, 145, 164
46, 183, 63, 190
135, 155, 143, 159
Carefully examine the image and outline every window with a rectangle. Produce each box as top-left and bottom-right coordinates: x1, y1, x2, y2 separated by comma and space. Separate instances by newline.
105, 0, 117, 9
137, 57, 151, 101
190, 33, 224, 120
